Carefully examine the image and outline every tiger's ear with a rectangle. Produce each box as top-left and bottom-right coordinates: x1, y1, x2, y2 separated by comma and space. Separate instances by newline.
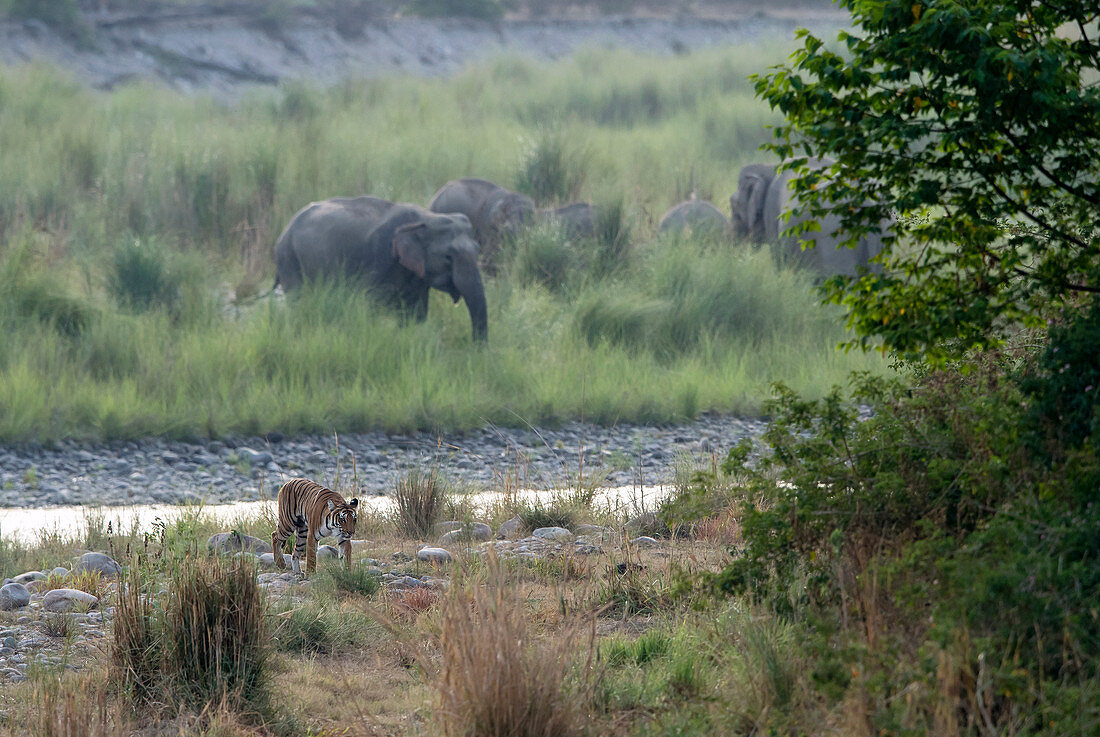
327, 500, 335, 512
349, 498, 359, 509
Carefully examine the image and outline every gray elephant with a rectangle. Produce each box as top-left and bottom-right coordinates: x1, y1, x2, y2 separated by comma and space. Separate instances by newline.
428, 178, 535, 267
274, 196, 487, 342
657, 198, 731, 238
763, 157, 884, 277
730, 163, 776, 243
538, 202, 597, 241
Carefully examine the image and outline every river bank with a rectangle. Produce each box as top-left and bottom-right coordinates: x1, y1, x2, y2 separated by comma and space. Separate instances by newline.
0, 413, 764, 508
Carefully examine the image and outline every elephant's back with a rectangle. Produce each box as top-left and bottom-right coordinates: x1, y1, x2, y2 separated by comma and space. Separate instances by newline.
658, 199, 729, 236
428, 178, 501, 216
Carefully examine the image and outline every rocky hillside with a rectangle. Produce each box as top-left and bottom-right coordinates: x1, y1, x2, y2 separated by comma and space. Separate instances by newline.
0, 1, 846, 94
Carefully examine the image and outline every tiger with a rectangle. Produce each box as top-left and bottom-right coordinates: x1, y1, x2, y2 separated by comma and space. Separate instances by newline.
271, 478, 359, 575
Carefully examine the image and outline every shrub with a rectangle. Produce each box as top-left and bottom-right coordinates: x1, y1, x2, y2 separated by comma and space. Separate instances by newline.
111, 558, 270, 712
1020, 299, 1100, 455
107, 238, 181, 313
272, 600, 372, 654
393, 470, 449, 539
509, 225, 578, 292
111, 566, 162, 707
515, 500, 575, 532
585, 195, 632, 278
313, 560, 382, 598
0, 247, 93, 337
514, 129, 585, 203
164, 558, 269, 710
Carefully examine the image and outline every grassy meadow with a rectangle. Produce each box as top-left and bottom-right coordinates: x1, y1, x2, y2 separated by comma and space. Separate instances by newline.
0, 45, 885, 442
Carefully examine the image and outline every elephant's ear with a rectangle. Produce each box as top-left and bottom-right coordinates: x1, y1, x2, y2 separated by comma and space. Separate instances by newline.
394, 222, 427, 278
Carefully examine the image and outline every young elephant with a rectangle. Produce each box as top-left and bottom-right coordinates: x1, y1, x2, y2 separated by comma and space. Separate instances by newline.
273, 196, 487, 342
428, 178, 535, 269
730, 163, 777, 243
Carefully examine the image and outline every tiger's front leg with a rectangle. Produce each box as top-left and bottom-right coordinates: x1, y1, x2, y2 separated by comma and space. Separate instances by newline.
339, 539, 352, 570
305, 527, 318, 575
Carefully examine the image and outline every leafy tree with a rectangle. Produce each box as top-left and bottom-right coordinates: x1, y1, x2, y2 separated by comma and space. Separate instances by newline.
755, 0, 1100, 360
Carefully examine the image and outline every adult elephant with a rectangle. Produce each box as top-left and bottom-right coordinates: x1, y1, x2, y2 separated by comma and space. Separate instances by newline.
730, 163, 776, 243
274, 196, 487, 342
428, 178, 535, 267
763, 157, 884, 277
657, 198, 730, 238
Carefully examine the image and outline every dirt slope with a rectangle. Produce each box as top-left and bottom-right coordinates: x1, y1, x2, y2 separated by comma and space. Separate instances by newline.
0, 4, 846, 95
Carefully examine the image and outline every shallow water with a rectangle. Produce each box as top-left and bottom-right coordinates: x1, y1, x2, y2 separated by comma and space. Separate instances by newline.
0, 484, 674, 545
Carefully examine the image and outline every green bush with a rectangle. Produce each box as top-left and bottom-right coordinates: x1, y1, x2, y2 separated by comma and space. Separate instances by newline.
711, 336, 1100, 734
1020, 300, 1100, 455
108, 238, 181, 313
313, 559, 382, 597
272, 600, 373, 654
515, 128, 585, 203
509, 225, 578, 292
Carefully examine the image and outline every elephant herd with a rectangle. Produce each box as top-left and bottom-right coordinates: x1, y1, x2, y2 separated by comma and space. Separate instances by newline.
273, 163, 886, 342
661, 158, 886, 278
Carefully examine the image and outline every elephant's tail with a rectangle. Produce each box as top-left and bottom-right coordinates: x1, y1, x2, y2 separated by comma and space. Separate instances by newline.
233, 278, 279, 308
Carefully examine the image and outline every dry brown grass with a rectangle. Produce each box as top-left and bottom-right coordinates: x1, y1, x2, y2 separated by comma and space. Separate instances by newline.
10, 675, 131, 737
692, 508, 743, 547
387, 586, 443, 622
280, 654, 429, 737
428, 574, 590, 737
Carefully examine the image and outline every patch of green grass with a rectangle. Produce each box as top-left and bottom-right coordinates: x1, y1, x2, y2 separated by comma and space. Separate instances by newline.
272, 600, 376, 654
313, 560, 382, 597
0, 46, 886, 443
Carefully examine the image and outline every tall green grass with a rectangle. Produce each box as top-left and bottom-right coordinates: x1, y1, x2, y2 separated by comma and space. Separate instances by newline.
0, 46, 886, 442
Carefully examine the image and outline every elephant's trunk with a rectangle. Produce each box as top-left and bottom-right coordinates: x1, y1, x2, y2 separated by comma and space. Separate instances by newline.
452, 249, 488, 343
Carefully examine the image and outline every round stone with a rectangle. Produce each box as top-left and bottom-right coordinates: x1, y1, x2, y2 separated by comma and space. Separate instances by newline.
42, 589, 99, 613
0, 584, 30, 611
73, 552, 122, 578
207, 531, 272, 555
532, 527, 574, 542
416, 547, 452, 564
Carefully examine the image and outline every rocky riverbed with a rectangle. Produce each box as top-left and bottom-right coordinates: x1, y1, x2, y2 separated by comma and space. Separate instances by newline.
0, 414, 766, 508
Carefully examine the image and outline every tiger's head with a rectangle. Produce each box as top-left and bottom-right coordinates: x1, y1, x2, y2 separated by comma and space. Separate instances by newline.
327, 498, 359, 540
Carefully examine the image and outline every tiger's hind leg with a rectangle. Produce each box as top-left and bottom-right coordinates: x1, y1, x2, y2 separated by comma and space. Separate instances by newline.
271, 530, 287, 569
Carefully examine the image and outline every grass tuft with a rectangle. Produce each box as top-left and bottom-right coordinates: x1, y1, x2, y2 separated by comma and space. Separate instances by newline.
432, 576, 583, 737
393, 470, 450, 539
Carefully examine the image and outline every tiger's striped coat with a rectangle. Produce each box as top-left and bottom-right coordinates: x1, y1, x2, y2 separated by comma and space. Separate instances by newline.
271, 478, 359, 574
